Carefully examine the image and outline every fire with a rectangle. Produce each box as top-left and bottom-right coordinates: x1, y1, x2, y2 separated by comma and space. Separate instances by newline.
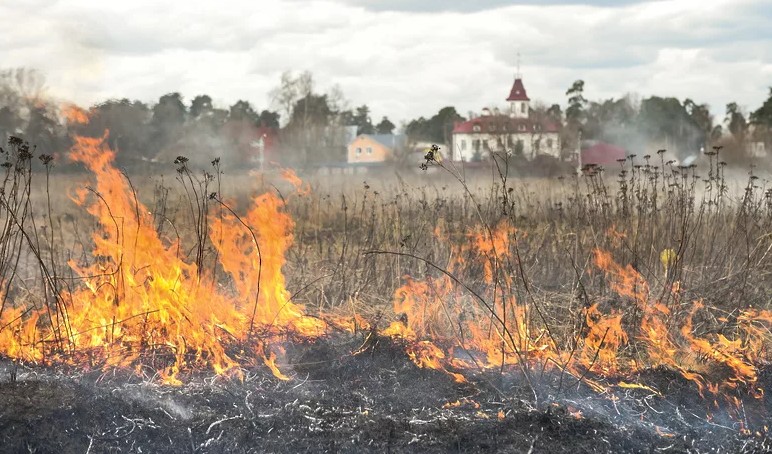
0, 122, 769, 437
0, 132, 324, 383
579, 303, 628, 375
442, 398, 480, 409
382, 221, 770, 417
61, 104, 90, 125
377, 221, 562, 380
567, 406, 583, 419
590, 248, 769, 403
281, 169, 310, 196
210, 190, 323, 337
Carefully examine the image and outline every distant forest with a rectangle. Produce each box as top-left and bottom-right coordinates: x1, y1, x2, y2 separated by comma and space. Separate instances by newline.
1, 67, 771, 169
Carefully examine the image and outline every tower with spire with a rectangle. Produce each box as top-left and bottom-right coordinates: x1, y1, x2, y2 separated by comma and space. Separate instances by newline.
506, 52, 530, 119
450, 51, 560, 162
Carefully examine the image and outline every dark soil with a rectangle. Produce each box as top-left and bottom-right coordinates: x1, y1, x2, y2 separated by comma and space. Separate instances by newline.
0, 335, 770, 453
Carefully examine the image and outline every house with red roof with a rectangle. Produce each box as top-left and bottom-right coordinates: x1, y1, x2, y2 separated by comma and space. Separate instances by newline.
451, 75, 560, 162
580, 141, 627, 168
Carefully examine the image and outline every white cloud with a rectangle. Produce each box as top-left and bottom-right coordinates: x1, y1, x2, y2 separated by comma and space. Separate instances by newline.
0, 0, 769, 123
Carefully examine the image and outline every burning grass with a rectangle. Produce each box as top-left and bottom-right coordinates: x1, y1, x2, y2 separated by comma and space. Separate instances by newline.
0, 134, 771, 451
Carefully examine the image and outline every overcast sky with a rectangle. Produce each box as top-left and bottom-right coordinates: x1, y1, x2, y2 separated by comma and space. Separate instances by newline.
1, 0, 770, 125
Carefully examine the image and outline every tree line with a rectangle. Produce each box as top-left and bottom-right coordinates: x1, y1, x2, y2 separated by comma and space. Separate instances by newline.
397, 80, 772, 164
1, 67, 771, 168
0, 68, 399, 169
560, 80, 772, 163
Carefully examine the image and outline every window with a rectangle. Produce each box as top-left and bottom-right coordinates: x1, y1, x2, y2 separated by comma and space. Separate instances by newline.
366, 147, 372, 154
534, 124, 542, 132
489, 124, 496, 132
473, 139, 481, 152
472, 124, 481, 132
547, 139, 554, 148
461, 139, 467, 151
518, 124, 526, 132
521, 103, 526, 113
356, 147, 362, 155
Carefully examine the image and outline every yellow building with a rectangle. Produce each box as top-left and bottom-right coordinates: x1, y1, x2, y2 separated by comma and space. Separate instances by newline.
347, 134, 406, 164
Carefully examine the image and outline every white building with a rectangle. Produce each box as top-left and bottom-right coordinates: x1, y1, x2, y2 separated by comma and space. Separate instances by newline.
451, 76, 561, 162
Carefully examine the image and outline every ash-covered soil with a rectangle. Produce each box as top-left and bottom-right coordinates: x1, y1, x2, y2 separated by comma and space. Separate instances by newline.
0, 336, 770, 454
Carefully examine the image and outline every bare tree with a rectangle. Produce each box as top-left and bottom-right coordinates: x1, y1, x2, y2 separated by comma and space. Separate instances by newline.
270, 70, 316, 126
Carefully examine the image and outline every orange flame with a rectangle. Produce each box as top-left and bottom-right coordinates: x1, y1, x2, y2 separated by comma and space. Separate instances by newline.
592, 248, 769, 404
0, 133, 325, 383
0, 124, 770, 429
281, 169, 310, 196
62, 104, 90, 125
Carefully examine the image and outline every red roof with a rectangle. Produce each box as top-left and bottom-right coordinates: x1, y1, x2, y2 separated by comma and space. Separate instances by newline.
452, 115, 559, 134
581, 142, 627, 166
506, 78, 530, 101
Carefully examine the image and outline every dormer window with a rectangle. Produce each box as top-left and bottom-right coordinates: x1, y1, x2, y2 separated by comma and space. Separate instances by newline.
472, 124, 481, 132
518, 124, 526, 132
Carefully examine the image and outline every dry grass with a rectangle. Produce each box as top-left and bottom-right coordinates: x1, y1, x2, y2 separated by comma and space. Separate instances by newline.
2, 139, 772, 375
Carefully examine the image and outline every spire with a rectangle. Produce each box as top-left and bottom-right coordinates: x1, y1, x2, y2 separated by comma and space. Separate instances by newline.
506, 78, 530, 101
507, 50, 530, 118
506, 50, 529, 101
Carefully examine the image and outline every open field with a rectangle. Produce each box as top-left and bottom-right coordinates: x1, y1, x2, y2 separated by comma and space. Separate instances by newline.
1, 138, 772, 452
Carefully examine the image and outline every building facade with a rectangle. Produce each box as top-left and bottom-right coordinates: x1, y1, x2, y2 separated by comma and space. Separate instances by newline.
347, 133, 407, 164
451, 77, 561, 162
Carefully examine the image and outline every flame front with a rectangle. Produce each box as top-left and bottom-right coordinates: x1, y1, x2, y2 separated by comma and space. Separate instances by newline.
61, 104, 90, 125
0, 133, 321, 383
0, 125, 770, 426
382, 222, 771, 411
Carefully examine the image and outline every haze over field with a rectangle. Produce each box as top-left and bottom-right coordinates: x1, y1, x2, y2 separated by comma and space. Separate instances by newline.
2, 2, 772, 453
1, 0, 770, 123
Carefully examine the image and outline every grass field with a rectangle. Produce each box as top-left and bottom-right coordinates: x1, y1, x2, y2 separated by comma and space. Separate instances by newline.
5, 145, 772, 374
1, 138, 772, 451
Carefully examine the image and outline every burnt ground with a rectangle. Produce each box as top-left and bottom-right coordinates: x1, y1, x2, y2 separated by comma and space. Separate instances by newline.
0, 335, 770, 454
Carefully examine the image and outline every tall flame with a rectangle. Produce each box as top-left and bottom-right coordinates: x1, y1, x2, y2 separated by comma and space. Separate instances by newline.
0, 133, 322, 383
61, 104, 90, 125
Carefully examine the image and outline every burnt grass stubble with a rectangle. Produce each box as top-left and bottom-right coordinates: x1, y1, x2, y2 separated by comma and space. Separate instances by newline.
1, 335, 771, 454
1, 140, 772, 452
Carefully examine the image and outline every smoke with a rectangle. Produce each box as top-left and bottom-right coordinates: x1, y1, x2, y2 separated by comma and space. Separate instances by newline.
585, 96, 709, 166
0, 71, 282, 172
